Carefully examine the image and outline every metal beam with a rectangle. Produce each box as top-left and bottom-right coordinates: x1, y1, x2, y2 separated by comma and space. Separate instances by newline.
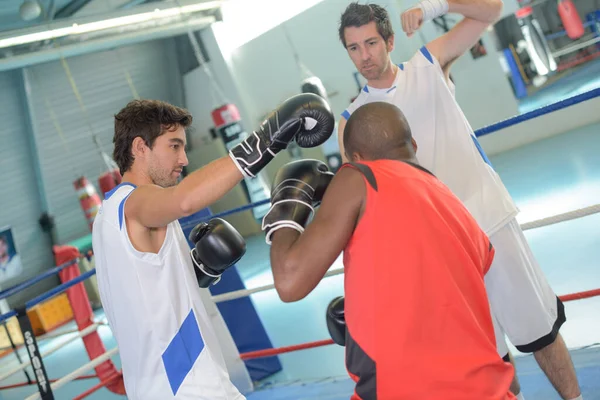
0, 15, 215, 72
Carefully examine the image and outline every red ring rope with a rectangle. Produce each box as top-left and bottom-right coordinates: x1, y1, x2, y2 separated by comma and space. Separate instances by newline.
559, 288, 600, 302
72, 372, 123, 400
239, 288, 600, 361
240, 339, 335, 360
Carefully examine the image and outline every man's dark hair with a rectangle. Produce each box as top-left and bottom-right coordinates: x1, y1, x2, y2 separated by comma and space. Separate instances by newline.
344, 102, 412, 160
113, 99, 192, 175
338, 2, 394, 48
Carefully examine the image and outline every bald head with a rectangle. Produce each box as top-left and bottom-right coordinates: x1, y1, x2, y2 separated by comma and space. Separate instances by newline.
344, 102, 415, 162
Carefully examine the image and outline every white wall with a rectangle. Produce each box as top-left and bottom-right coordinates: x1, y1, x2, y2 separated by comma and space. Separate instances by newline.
207, 0, 599, 157
213, 0, 521, 128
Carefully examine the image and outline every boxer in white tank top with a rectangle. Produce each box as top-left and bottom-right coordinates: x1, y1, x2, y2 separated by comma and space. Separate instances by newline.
336, 3, 582, 400
92, 97, 334, 399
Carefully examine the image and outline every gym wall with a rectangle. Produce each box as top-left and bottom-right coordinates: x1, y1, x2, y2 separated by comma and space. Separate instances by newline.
212, 0, 521, 152
0, 70, 55, 302
1, 38, 185, 306
25, 39, 184, 247
211, 0, 600, 156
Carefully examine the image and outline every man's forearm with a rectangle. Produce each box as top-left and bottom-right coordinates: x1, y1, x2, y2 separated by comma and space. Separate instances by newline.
448, 0, 502, 23
177, 156, 243, 216
269, 229, 305, 302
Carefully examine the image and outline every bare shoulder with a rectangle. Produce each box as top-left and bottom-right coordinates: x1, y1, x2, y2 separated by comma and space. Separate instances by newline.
124, 184, 171, 224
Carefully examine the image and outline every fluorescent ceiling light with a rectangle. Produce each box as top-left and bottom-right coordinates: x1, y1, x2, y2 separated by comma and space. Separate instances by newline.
0, 1, 221, 49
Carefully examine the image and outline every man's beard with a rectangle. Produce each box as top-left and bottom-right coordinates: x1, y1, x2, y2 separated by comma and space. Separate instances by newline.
362, 61, 387, 81
148, 164, 177, 188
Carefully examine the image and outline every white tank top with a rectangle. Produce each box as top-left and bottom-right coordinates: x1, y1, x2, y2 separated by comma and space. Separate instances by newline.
92, 183, 245, 400
343, 47, 518, 236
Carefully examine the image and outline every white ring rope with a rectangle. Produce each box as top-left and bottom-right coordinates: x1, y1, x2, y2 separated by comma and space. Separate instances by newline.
24, 347, 119, 400
5, 205, 598, 398
0, 323, 100, 383
520, 203, 600, 231
211, 204, 600, 304
212, 266, 345, 303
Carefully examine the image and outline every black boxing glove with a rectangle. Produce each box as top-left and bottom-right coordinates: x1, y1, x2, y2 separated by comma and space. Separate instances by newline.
229, 93, 334, 178
326, 296, 346, 346
261, 159, 334, 244
189, 218, 246, 288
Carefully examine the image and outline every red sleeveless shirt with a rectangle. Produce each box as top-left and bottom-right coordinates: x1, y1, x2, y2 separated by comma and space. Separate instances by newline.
341, 160, 515, 400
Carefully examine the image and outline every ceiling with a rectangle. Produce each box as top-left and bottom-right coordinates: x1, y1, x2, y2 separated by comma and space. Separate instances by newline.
0, 0, 165, 33
0, 0, 222, 72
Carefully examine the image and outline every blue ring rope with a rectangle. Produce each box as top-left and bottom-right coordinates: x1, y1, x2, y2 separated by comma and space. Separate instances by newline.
182, 88, 600, 228
0, 259, 78, 301
0, 269, 97, 325
180, 198, 272, 230
4, 90, 600, 307
475, 88, 600, 137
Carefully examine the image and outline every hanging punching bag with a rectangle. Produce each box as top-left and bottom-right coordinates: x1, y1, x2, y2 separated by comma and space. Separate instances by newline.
558, 0, 584, 40
98, 169, 122, 198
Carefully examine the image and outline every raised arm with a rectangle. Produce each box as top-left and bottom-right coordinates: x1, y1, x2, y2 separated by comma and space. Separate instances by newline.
127, 93, 335, 229
264, 162, 364, 302
125, 157, 243, 228
401, 0, 503, 71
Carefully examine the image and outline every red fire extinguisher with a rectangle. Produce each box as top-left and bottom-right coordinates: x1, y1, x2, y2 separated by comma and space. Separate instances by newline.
73, 176, 102, 231
558, 0, 584, 40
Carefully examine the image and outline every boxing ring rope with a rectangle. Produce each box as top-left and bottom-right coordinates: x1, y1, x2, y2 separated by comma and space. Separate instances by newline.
2, 89, 600, 397
233, 288, 600, 362
212, 266, 346, 303
0, 374, 99, 391
0, 269, 96, 324
474, 87, 600, 137
520, 203, 600, 231
23, 347, 119, 400
72, 372, 122, 400
0, 259, 78, 301
0, 323, 101, 382
0, 321, 108, 353
178, 88, 600, 232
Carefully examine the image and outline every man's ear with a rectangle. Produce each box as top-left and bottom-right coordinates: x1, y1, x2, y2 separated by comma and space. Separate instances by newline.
131, 137, 148, 159
386, 34, 395, 53
411, 137, 418, 153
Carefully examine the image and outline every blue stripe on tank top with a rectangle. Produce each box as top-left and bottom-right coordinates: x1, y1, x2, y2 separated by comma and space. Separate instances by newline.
118, 191, 134, 230
362, 85, 369, 93
420, 46, 434, 64
162, 309, 205, 395
341, 110, 351, 119
471, 135, 494, 168
105, 182, 136, 200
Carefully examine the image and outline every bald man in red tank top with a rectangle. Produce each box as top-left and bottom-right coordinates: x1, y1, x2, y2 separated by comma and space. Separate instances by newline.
260, 101, 516, 399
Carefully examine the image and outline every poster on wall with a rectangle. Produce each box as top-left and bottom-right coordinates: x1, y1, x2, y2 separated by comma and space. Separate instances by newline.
0, 226, 23, 285
470, 38, 488, 59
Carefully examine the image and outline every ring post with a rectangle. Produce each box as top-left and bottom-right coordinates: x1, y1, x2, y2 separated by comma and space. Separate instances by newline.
15, 305, 54, 399
52, 245, 125, 395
